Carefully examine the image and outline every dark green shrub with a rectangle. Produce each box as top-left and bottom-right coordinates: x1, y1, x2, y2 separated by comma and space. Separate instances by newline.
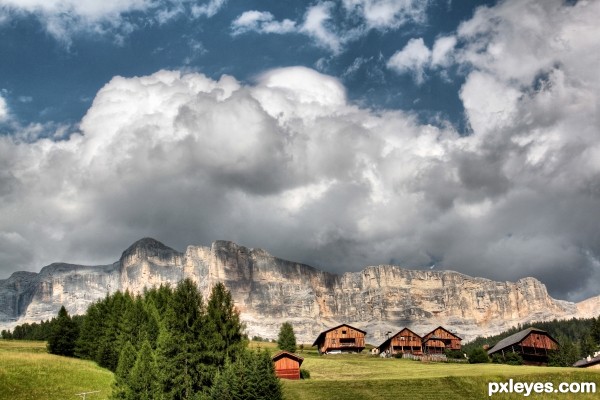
300, 368, 310, 379
468, 347, 490, 364
504, 352, 523, 365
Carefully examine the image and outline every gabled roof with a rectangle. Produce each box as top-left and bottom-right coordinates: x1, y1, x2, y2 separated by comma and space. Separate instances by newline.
423, 326, 462, 340
272, 351, 304, 365
487, 327, 559, 355
377, 328, 422, 351
573, 354, 600, 368
312, 323, 367, 347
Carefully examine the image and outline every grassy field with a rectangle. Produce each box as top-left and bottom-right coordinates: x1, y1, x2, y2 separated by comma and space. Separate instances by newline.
0, 340, 113, 400
2, 340, 599, 400
278, 343, 600, 400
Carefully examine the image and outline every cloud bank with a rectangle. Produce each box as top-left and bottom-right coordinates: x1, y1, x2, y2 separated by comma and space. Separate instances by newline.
1, 0, 599, 302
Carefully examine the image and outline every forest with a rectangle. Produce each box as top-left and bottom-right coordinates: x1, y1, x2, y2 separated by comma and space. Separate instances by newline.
2, 279, 281, 400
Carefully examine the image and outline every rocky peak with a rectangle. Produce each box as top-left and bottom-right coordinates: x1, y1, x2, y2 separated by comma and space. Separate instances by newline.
120, 237, 182, 265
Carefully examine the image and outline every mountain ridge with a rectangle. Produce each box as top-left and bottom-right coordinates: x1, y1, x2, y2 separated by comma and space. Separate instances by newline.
0, 238, 598, 342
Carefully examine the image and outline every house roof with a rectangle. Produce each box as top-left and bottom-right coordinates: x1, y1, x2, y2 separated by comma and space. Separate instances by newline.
312, 323, 367, 347
377, 327, 422, 351
423, 326, 462, 340
487, 327, 559, 355
272, 351, 304, 365
573, 354, 600, 368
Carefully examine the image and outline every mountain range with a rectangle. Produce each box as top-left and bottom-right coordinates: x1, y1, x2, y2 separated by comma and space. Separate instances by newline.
1, 238, 598, 343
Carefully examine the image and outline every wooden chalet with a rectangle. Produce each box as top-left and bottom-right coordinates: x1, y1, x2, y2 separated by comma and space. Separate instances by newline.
272, 351, 304, 380
487, 327, 559, 365
422, 326, 462, 354
312, 324, 366, 354
377, 328, 423, 356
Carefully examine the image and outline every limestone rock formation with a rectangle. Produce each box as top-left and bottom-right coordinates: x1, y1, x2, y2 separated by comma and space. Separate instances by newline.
0, 238, 597, 342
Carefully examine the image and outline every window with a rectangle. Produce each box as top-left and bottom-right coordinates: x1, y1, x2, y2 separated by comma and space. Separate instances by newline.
342, 330, 347, 334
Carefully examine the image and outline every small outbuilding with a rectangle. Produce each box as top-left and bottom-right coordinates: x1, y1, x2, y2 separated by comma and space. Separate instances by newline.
272, 351, 304, 380
312, 323, 366, 354
573, 352, 600, 369
487, 327, 559, 365
377, 328, 423, 356
422, 326, 462, 354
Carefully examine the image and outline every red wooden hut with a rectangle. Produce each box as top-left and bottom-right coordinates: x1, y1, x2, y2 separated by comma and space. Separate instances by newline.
272, 351, 304, 380
312, 324, 366, 354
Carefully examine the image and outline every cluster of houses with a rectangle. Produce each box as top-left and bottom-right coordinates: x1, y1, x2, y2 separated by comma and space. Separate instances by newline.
271, 323, 583, 379
310, 324, 462, 356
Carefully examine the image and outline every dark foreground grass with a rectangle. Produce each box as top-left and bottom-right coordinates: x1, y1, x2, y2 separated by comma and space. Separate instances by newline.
0, 340, 113, 400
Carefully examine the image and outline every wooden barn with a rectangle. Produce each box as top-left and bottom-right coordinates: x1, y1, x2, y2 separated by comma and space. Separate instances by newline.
422, 326, 462, 354
487, 327, 559, 365
272, 351, 304, 380
312, 324, 366, 354
377, 328, 423, 356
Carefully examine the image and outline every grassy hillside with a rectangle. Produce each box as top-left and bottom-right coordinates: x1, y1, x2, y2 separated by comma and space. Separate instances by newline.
2, 340, 598, 400
0, 340, 113, 400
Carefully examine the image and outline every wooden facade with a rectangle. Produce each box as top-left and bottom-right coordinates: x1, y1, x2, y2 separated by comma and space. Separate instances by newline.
312, 324, 366, 354
487, 327, 559, 365
378, 328, 423, 355
272, 351, 304, 380
422, 326, 462, 354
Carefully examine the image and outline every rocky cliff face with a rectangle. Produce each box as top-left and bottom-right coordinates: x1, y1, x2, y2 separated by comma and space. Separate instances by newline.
0, 238, 597, 342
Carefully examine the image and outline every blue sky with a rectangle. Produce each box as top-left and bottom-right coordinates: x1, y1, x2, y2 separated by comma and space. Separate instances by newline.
0, 0, 495, 132
1, 0, 599, 302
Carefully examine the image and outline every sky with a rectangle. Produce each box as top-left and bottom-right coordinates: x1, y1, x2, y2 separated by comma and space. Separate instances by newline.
0, 0, 599, 302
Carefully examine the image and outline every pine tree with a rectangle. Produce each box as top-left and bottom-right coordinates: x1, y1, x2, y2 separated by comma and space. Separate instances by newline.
207, 350, 282, 400
580, 333, 596, 358
47, 306, 78, 357
111, 341, 137, 400
129, 340, 160, 400
277, 322, 297, 353
549, 335, 580, 366
205, 282, 247, 370
156, 278, 210, 399
592, 316, 600, 346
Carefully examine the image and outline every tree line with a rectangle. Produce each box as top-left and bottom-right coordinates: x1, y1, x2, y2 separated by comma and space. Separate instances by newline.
3, 278, 282, 399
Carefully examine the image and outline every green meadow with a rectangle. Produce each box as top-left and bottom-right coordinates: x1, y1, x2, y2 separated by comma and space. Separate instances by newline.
2, 340, 599, 400
0, 340, 113, 400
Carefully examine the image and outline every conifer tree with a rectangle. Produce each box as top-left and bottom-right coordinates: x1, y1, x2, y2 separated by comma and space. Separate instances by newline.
592, 316, 600, 346
47, 305, 78, 357
76, 301, 103, 359
205, 282, 247, 370
156, 278, 210, 399
277, 322, 297, 353
129, 340, 160, 400
111, 341, 137, 400
208, 349, 282, 400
